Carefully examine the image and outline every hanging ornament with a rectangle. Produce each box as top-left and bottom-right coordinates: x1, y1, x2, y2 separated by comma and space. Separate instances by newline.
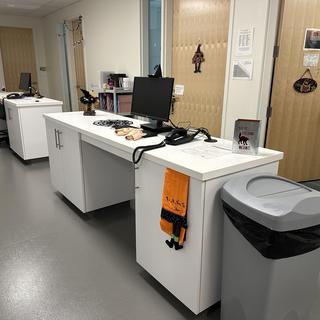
192, 44, 205, 73
63, 15, 84, 46
293, 68, 317, 93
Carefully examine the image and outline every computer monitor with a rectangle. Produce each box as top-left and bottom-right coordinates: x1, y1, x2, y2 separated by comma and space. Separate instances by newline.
131, 77, 174, 132
19, 72, 32, 96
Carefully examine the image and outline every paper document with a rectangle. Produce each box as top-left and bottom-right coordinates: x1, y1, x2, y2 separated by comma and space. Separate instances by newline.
182, 144, 231, 159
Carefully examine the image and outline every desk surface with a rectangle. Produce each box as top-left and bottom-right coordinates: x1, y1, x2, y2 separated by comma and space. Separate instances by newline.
44, 111, 283, 181
5, 97, 62, 108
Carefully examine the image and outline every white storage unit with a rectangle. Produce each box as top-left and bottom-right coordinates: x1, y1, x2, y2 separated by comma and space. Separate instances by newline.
4, 97, 62, 160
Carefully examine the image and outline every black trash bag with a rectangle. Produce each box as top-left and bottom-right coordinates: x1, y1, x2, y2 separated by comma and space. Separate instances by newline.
222, 201, 320, 260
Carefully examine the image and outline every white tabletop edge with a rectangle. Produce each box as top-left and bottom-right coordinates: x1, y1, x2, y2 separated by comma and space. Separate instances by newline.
5, 97, 63, 108
43, 111, 284, 181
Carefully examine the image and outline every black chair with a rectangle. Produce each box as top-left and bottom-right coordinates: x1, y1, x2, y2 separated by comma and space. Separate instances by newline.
0, 99, 9, 144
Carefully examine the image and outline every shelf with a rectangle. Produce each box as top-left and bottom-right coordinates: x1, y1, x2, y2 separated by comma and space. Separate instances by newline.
97, 88, 133, 94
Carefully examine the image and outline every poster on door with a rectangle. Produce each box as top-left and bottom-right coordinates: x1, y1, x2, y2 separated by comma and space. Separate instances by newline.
304, 28, 320, 51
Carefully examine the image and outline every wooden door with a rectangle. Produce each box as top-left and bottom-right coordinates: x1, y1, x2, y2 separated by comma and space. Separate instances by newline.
0, 27, 38, 91
171, 0, 230, 136
71, 19, 86, 111
266, 0, 320, 181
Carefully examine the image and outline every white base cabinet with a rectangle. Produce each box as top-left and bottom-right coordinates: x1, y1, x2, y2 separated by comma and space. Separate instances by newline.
46, 119, 85, 212
4, 98, 62, 160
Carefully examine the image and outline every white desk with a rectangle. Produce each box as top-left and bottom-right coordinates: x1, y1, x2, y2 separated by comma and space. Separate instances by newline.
4, 97, 62, 160
0, 92, 16, 131
44, 111, 283, 314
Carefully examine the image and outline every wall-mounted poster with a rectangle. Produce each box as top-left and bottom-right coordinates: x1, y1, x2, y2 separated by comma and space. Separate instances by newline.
304, 28, 320, 51
232, 59, 253, 80
236, 28, 254, 56
303, 53, 319, 67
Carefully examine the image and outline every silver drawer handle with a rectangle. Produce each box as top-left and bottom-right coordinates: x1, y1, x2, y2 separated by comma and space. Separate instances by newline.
58, 130, 63, 149
54, 129, 58, 148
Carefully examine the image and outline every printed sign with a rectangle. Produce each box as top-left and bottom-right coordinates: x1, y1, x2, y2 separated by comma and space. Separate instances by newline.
232, 119, 261, 155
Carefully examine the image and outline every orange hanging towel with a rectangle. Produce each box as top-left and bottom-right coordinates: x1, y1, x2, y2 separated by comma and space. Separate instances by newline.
160, 168, 190, 250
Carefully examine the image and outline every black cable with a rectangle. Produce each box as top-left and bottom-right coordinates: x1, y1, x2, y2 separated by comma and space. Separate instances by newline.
168, 119, 178, 128
132, 141, 166, 165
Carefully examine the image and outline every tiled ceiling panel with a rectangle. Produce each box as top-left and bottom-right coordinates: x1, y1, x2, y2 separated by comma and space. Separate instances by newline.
0, 0, 80, 17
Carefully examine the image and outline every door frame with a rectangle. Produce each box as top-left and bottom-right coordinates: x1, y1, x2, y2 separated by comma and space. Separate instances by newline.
263, 0, 285, 146
220, 0, 281, 143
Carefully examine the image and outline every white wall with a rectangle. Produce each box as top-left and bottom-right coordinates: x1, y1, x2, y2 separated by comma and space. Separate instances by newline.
221, 0, 280, 145
0, 50, 5, 89
43, 0, 141, 105
0, 14, 49, 96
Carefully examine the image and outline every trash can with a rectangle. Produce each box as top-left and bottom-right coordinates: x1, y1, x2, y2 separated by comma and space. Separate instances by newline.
220, 173, 320, 320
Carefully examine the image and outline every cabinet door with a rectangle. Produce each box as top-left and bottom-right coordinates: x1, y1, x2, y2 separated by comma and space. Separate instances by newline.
19, 106, 62, 159
135, 159, 205, 314
45, 119, 64, 193
58, 125, 85, 212
5, 106, 24, 158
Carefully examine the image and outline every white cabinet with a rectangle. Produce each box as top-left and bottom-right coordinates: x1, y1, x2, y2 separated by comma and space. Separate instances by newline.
4, 98, 62, 160
5, 105, 24, 158
45, 119, 85, 212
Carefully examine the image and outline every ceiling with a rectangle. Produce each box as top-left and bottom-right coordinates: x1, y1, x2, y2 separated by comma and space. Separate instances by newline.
0, 0, 80, 17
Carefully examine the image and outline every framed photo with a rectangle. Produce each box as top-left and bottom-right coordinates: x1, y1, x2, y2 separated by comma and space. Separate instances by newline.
304, 28, 320, 51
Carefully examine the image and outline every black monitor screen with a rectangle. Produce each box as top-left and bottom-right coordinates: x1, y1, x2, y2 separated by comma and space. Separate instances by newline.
19, 73, 31, 91
131, 77, 174, 121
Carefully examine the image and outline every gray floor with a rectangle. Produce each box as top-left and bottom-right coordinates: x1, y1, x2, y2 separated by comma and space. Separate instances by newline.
0, 145, 220, 320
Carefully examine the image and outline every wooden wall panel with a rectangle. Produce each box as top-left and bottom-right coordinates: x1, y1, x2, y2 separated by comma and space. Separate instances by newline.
171, 0, 230, 136
266, 0, 320, 181
0, 27, 38, 91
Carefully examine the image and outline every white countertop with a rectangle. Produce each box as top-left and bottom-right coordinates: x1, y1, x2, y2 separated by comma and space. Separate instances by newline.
44, 111, 283, 181
4, 97, 63, 108
0, 92, 18, 101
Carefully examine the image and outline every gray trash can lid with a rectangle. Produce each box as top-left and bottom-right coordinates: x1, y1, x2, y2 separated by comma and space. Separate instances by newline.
221, 173, 320, 231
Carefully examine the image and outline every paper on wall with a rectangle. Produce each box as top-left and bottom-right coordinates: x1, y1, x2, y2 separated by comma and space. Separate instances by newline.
175, 84, 185, 96
232, 59, 253, 80
236, 28, 254, 56
303, 54, 319, 67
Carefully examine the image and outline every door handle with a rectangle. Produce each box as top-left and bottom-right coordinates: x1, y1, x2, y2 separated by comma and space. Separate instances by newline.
54, 129, 58, 148
57, 130, 63, 149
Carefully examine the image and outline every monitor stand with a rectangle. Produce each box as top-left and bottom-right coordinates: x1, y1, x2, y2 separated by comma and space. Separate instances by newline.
22, 89, 34, 97
140, 120, 172, 133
